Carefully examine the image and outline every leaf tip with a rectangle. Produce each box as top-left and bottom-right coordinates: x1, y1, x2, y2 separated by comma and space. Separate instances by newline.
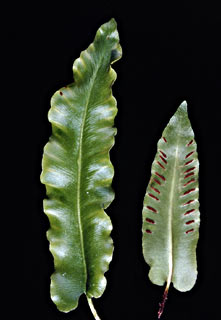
180, 100, 188, 111
100, 17, 118, 33
109, 17, 117, 24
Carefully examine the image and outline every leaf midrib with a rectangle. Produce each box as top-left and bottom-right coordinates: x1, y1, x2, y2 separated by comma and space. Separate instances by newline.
166, 138, 179, 288
76, 52, 105, 289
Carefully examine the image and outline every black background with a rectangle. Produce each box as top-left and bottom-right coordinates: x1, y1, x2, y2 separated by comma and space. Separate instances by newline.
17, 1, 221, 319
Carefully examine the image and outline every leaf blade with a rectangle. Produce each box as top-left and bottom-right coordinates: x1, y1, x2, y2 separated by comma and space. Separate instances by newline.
40, 18, 122, 312
142, 101, 200, 292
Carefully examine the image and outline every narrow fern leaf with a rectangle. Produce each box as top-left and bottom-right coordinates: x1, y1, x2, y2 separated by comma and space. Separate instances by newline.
40, 19, 122, 313
142, 101, 200, 296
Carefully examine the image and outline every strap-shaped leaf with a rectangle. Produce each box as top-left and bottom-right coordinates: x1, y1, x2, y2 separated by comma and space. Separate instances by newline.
142, 101, 200, 316
40, 18, 122, 314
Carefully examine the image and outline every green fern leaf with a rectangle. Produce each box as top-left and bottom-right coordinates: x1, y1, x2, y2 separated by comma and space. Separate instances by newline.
142, 101, 200, 317
40, 18, 122, 315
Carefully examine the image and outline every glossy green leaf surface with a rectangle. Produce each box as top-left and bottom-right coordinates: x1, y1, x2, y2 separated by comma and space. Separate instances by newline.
40, 19, 122, 312
142, 101, 200, 292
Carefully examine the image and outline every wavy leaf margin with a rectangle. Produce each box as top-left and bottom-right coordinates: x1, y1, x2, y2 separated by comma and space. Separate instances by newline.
40, 18, 122, 313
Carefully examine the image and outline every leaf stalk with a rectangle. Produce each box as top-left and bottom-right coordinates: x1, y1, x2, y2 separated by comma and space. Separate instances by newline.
87, 297, 102, 320
157, 283, 170, 319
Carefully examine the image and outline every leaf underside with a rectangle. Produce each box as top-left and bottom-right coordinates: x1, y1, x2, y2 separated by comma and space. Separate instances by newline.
40, 19, 122, 312
142, 101, 200, 292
